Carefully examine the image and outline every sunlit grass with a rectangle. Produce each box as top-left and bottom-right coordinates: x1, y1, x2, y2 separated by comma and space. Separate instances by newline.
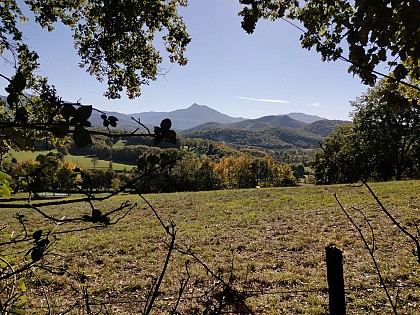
1, 181, 419, 314
5, 149, 134, 171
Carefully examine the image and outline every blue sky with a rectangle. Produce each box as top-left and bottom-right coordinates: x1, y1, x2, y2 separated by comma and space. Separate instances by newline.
2, 0, 369, 120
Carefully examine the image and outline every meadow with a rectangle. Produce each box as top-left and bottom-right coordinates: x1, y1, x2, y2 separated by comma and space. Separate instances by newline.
5, 150, 134, 171
1, 181, 419, 314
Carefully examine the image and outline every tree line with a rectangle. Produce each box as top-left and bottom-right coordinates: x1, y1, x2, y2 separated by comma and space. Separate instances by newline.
312, 80, 420, 184
3, 148, 297, 194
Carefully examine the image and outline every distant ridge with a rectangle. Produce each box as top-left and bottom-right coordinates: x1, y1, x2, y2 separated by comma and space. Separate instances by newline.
232, 115, 307, 130
181, 113, 348, 150
183, 126, 324, 150
286, 112, 325, 124
87, 103, 331, 131
128, 103, 244, 130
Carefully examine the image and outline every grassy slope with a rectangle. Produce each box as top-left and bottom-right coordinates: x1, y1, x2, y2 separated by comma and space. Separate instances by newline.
2, 181, 419, 314
6, 150, 134, 171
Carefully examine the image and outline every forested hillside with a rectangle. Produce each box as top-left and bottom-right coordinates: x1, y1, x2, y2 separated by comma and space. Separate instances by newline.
184, 127, 322, 150
181, 115, 345, 150
303, 119, 348, 137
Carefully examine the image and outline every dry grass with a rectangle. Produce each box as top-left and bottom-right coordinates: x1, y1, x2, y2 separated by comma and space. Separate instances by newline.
1, 181, 419, 314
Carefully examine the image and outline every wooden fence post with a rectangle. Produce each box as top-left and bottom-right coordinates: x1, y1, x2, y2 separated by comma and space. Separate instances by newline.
325, 246, 346, 315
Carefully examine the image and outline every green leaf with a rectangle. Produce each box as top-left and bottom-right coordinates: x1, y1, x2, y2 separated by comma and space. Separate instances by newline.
12, 72, 27, 92
61, 104, 77, 120
36, 154, 47, 164
393, 64, 408, 81
75, 105, 92, 121
0, 181, 11, 199
164, 130, 177, 144
51, 123, 70, 138
7, 93, 18, 106
147, 154, 160, 166
32, 230, 43, 241
18, 277, 27, 293
42, 166, 50, 174
9, 307, 25, 315
160, 118, 172, 131
73, 126, 92, 148
108, 116, 118, 127
0, 259, 7, 268
154, 126, 162, 134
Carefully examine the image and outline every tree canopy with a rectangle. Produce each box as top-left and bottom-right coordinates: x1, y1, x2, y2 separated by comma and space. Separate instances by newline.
312, 79, 420, 184
239, 0, 420, 101
1, 0, 190, 99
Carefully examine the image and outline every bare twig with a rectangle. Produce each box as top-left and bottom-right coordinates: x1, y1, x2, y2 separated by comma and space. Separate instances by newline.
362, 181, 420, 263
143, 224, 176, 315
30, 268, 52, 315
170, 261, 191, 315
334, 193, 398, 315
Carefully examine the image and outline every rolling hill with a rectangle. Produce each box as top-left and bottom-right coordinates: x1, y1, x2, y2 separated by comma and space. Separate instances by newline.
302, 119, 349, 137
286, 112, 325, 123
181, 115, 347, 150
184, 126, 323, 150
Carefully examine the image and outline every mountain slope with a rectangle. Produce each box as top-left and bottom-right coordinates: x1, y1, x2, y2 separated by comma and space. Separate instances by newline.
181, 114, 307, 134
231, 115, 307, 130
302, 119, 348, 137
184, 126, 323, 150
286, 112, 325, 123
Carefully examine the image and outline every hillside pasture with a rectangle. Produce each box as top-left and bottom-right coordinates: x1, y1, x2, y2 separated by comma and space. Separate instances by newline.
4, 150, 134, 171
1, 181, 419, 314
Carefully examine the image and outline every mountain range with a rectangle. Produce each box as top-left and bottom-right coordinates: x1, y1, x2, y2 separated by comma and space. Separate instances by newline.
0, 97, 348, 149
90, 103, 331, 131
90, 103, 347, 150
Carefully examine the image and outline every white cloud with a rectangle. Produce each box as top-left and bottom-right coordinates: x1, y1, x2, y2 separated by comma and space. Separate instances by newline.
237, 96, 290, 104
308, 102, 320, 107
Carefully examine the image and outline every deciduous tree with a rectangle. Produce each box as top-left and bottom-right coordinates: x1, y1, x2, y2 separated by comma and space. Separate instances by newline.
312, 80, 420, 183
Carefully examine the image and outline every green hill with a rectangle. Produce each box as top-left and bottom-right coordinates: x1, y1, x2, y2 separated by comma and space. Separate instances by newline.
302, 119, 348, 137
182, 115, 343, 150
184, 126, 323, 150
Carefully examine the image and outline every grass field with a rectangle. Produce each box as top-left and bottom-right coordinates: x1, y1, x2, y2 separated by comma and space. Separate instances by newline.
6, 150, 134, 171
1, 181, 419, 314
